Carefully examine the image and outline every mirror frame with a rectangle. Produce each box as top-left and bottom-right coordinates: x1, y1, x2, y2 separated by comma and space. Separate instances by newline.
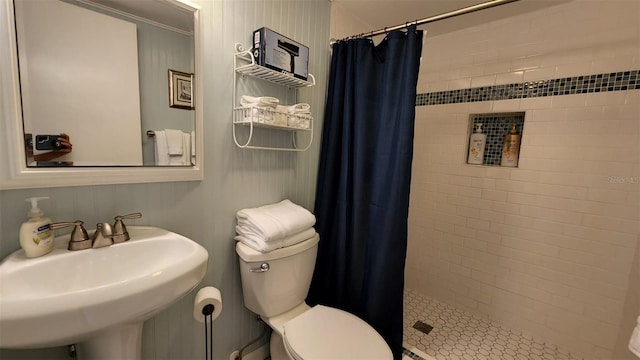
0, 0, 204, 190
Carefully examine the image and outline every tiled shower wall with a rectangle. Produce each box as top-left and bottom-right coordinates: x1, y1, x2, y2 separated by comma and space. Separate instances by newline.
406, 0, 639, 359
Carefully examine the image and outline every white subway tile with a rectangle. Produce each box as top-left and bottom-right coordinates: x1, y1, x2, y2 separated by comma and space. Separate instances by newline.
555, 61, 592, 78
496, 71, 524, 85
521, 96, 553, 110
585, 91, 628, 107
481, 189, 508, 202
459, 64, 485, 78
471, 74, 497, 88
502, 236, 560, 257
483, 61, 511, 75
426, 80, 448, 92
492, 99, 521, 112
511, 55, 542, 72
523, 66, 557, 82
447, 77, 471, 91
587, 188, 630, 204
520, 204, 583, 224
551, 94, 588, 108
471, 269, 496, 285
467, 101, 493, 113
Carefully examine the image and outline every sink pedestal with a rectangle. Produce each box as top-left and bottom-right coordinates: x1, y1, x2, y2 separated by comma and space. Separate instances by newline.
76, 323, 143, 360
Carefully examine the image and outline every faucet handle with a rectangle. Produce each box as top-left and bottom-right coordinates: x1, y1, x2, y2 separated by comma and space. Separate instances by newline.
51, 221, 91, 251
112, 212, 142, 243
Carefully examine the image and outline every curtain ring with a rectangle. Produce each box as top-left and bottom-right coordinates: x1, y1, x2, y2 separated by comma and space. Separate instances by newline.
384, 27, 388, 34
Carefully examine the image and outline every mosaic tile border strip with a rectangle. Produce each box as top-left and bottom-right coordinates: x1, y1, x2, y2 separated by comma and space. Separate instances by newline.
416, 69, 640, 106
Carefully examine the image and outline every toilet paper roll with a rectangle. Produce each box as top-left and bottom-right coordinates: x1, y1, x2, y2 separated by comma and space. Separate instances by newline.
193, 286, 222, 323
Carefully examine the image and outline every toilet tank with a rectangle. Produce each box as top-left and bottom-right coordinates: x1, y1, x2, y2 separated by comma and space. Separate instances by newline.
236, 234, 319, 318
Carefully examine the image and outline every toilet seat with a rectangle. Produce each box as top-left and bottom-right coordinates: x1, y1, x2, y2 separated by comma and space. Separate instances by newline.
282, 305, 392, 360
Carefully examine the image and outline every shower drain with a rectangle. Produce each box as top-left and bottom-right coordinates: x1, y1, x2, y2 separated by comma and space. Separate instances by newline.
412, 320, 433, 335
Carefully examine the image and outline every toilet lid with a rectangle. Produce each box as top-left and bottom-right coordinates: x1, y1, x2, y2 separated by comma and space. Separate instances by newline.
282, 305, 392, 360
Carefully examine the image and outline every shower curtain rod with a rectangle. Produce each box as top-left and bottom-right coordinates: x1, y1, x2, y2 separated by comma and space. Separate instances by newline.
332, 0, 520, 43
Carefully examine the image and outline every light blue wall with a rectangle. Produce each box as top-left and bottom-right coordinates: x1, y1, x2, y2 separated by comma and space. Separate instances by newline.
0, 0, 331, 358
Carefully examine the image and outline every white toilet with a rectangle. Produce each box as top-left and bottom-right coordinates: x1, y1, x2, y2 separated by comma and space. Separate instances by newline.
236, 233, 393, 360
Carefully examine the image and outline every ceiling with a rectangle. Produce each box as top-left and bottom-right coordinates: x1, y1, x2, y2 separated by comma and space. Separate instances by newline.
331, 0, 568, 37
84, 0, 194, 32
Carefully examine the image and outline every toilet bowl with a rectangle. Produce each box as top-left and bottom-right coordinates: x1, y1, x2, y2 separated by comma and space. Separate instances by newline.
236, 235, 392, 360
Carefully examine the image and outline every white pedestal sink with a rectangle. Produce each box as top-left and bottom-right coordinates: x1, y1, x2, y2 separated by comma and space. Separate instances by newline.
0, 226, 208, 359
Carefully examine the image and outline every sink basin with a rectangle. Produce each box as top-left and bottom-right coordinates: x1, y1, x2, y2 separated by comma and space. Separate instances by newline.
0, 226, 208, 358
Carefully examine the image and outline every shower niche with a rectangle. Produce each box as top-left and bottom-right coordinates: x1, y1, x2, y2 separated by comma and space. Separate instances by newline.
466, 112, 525, 167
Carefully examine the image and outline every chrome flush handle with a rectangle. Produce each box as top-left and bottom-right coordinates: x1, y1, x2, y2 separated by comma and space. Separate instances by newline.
250, 263, 270, 273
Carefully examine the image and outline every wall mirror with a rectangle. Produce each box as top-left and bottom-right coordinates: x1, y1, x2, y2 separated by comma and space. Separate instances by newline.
0, 0, 203, 189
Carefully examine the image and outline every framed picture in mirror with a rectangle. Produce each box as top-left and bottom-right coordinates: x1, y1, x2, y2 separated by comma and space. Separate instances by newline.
169, 69, 194, 110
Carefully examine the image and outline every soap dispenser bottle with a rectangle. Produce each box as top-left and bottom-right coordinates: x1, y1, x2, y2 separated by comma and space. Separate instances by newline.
467, 123, 486, 165
19, 197, 54, 258
501, 123, 521, 167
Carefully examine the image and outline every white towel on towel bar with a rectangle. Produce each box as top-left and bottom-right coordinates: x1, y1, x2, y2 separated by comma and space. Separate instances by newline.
235, 227, 317, 252
235, 199, 316, 243
153, 130, 170, 165
168, 132, 191, 166
165, 129, 184, 155
190, 131, 196, 165
154, 130, 191, 166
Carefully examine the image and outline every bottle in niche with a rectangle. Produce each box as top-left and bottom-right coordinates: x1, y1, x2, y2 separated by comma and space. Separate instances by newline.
467, 123, 486, 165
501, 123, 521, 167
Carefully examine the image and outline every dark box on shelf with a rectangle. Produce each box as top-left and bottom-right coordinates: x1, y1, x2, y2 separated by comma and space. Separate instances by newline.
253, 27, 309, 81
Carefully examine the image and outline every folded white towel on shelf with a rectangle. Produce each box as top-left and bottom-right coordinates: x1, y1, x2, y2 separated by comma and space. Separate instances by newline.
235, 227, 317, 253
235, 199, 316, 243
240, 95, 279, 108
242, 107, 275, 124
290, 117, 310, 129
292, 103, 311, 114
275, 103, 311, 114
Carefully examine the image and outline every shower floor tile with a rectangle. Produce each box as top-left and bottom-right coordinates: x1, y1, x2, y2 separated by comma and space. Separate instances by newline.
403, 288, 584, 360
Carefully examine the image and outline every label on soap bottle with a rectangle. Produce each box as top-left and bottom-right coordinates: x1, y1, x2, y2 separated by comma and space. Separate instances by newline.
32, 224, 53, 247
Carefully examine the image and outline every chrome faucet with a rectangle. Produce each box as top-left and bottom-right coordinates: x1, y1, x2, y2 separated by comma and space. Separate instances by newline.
50, 220, 91, 251
91, 223, 114, 248
50, 212, 142, 251
112, 212, 142, 243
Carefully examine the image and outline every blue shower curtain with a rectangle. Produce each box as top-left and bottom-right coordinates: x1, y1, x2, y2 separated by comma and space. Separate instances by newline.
308, 26, 423, 359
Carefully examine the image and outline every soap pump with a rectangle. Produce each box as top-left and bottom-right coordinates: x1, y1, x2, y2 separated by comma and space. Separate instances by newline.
467, 123, 486, 165
19, 196, 54, 258
501, 122, 521, 167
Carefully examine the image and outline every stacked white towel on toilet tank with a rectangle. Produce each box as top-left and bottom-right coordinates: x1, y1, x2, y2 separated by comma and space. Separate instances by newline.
235, 199, 317, 252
